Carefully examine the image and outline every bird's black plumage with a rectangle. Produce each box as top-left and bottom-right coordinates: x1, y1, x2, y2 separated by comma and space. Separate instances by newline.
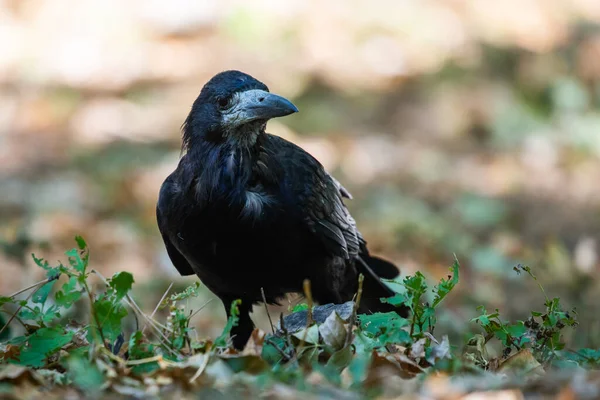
157, 70, 409, 349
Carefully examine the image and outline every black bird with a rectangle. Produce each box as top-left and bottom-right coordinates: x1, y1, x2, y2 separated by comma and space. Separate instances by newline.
157, 71, 409, 349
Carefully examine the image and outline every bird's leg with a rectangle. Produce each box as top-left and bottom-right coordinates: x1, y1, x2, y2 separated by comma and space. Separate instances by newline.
223, 297, 254, 350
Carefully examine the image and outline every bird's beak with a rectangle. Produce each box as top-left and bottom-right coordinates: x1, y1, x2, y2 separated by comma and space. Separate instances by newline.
226, 89, 298, 126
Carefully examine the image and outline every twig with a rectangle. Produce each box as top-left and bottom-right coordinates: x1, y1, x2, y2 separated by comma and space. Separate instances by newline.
265, 338, 290, 361
189, 298, 213, 319
0, 310, 27, 329
261, 287, 275, 334
296, 279, 314, 356
304, 279, 313, 327
8, 276, 58, 299
142, 282, 173, 335
126, 355, 164, 366
0, 281, 46, 337
346, 273, 364, 347
100, 346, 127, 366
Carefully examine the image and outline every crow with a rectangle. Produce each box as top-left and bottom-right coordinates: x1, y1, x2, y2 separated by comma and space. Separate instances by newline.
157, 70, 409, 349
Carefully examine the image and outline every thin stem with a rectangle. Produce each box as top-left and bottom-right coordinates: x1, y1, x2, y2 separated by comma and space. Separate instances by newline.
0, 310, 27, 329
296, 279, 314, 356
261, 287, 275, 334
142, 282, 173, 335
189, 298, 213, 319
0, 284, 39, 337
81, 279, 107, 347
8, 276, 58, 299
346, 273, 364, 347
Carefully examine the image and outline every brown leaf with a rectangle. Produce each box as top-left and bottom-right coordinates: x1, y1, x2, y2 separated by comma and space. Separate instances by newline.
0, 344, 21, 363
0, 364, 45, 386
497, 349, 544, 377
367, 350, 425, 385
219, 353, 268, 375
242, 329, 266, 357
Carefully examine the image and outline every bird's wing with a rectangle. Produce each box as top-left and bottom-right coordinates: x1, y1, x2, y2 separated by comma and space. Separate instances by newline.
264, 135, 360, 259
329, 174, 353, 199
156, 179, 196, 276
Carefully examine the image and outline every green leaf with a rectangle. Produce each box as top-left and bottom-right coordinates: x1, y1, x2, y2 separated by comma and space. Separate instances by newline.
32, 281, 56, 305
18, 306, 41, 322
55, 277, 81, 308
93, 299, 128, 342
31, 254, 49, 269
506, 321, 526, 337
215, 299, 241, 347
74, 236, 87, 250
109, 272, 134, 302
31, 254, 61, 278
326, 345, 353, 371
432, 260, 459, 308
163, 282, 201, 307
348, 351, 372, 388
359, 312, 411, 346
0, 296, 13, 307
39, 305, 61, 325
16, 327, 74, 367
128, 331, 159, 374
360, 312, 409, 335
261, 335, 288, 364
64, 355, 105, 392
403, 272, 427, 296
352, 330, 377, 353
565, 348, 600, 368
291, 303, 309, 312
65, 247, 87, 274
380, 293, 408, 307
313, 362, 342, 386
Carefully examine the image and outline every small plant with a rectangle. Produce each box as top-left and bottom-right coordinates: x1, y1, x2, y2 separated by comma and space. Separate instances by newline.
470, 264, 578, 368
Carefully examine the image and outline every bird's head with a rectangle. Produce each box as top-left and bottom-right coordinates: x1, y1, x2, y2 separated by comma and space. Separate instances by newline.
182, 70, 298, 150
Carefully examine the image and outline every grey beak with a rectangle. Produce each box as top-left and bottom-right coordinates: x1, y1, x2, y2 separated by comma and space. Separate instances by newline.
247, 91, 298, 119
231, 89, 298, 124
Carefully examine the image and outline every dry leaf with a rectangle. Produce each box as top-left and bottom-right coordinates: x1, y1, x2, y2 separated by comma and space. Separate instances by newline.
498, 349, 544, 378
427, 335, 451, 365
318, 311, 347, 351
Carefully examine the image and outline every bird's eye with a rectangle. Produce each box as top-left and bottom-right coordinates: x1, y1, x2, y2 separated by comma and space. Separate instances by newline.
217, 97, 230, 109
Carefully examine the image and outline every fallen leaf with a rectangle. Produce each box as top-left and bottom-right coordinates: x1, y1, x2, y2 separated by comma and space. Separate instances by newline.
318, 311, 347, 351
292, 325, 320, 344
409, 338, 426, 360
427, 335, 451, 366
498, 349, 544, 377
367, 350, 425, 384
326, 345, 353, 371
242, 329, 266, 357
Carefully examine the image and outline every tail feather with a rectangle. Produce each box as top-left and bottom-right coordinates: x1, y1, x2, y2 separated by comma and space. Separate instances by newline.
359, 254, 399, 279
355, 255, 409, 317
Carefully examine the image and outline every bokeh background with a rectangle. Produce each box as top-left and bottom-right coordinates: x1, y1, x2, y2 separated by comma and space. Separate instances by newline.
1, 0, 600, 348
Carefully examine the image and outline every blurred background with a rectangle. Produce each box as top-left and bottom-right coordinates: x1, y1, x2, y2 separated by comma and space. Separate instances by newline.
1, 0, 600, 348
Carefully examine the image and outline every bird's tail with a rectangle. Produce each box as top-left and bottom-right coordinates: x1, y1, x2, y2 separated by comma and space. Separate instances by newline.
355, 254, 410, 317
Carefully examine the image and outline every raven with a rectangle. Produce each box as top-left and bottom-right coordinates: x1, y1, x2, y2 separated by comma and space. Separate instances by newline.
157, 70, 409, 349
